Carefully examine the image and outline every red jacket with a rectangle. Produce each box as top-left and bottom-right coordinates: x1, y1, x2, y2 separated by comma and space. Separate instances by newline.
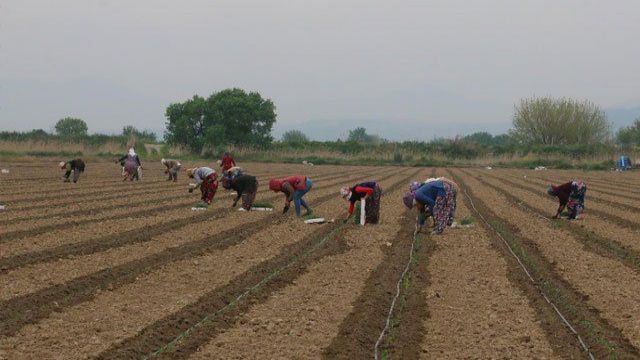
348, 186, 374, 215
221, 154, 236, 171
552, 182, 573, 206
284, 175, 308, 191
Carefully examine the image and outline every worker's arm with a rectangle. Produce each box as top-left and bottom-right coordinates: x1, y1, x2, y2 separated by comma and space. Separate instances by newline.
282, 183, 295, 213
414, 202, 426, 235
189, 173, 203, 192
343, 201, 356, 222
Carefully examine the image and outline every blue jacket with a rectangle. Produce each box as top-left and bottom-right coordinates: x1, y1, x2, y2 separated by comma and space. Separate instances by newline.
414, 180, 446, 210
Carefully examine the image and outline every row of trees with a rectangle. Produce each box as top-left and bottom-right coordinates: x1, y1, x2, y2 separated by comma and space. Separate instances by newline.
0, 117, 157, 143
7, 91, 635, 156
279, 97, 639, 148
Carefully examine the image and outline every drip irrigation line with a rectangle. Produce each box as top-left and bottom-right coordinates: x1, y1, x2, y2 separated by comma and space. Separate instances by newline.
142, 223, 347, 359
462, 188, 595, 360
373, 232, 419, 360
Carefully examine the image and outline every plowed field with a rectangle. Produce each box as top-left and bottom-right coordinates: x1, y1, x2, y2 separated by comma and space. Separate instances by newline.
1, 161, 639, 359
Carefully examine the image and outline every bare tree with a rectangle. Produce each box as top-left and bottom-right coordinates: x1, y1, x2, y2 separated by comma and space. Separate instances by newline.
511, 97, 611, 145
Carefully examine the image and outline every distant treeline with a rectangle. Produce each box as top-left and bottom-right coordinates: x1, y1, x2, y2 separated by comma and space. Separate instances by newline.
0, 128, 157, 145
2, 94, 639, 170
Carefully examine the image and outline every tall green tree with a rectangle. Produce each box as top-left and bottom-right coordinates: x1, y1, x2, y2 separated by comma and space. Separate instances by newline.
164, 89, 276, 153
282, 129, 309, 143
617, 118, 640, 147
55, 117, 88, 139
511, 97, 611, 145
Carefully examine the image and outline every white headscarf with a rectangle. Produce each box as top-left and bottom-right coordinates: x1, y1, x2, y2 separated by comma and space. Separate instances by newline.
128, 148, 136, 156
340, 187, 351, 198
161, 158, 166, 165
59, 161, 66, 169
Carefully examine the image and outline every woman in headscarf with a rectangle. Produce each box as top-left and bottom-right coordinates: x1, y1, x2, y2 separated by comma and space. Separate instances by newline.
161, 158, 182, 182
221, 166, 244, 190
219, 151, 236, 173
269, 175, 313, 216
547, 180, 587, 219
59, 158, 85, 183
187, 167, 218, 205
340, 181, 382, 224
117, 148, 142, 181
229, 174, 259, 210
403, 178, 455, 235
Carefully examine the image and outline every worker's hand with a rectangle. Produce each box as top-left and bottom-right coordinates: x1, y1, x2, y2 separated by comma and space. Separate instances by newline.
188, 188, 194, 193
232, 201, 238, 207
283, 204, 290, 214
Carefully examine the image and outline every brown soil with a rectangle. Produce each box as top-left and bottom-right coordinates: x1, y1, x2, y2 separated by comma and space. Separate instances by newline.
453, 169, 640, 357
2, 162, 639, 359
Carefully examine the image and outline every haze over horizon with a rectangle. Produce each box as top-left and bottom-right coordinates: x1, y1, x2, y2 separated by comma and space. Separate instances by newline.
1, 0, 640, 141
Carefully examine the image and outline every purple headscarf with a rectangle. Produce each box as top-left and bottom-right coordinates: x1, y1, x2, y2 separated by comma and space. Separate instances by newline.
409, 181, 421, 193
402, 191, 415, 209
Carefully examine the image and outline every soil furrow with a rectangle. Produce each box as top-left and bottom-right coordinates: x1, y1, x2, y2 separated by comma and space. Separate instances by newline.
452, 169, 640, 359
0, 169, 407, 338
325, 210, 432, 359
486, 171, 640, 229
323, 169, 436, 359
93, 169, 420, 359
0, 169, 372, 242
0, 167, 392, 270
513, 172, 640, 210
465, 170, 640, 271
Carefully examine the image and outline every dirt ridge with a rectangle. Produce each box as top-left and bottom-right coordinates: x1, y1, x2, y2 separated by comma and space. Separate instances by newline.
92, 169, 420, 359
0, 169, 376, 243
0, 169, 408, 337
466, 170, 640, 272
452, 169, 639, 359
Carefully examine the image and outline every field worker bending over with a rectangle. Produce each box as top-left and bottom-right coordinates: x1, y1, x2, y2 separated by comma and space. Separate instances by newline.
403, 179, 456, 235
218, 151, 236, 173
340, 181, 382, 224
229, 174, 259, 210
161, 158, 181, 182
269, 175, 313, 216
117, 148, 142, 181
59, 158, 85, 183
187, 167, 218, 205
221, 166, 244, 190
547, 180, 587, 219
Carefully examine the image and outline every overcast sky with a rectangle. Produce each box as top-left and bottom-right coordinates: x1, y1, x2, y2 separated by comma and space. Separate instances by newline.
1, 0, 639, 140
